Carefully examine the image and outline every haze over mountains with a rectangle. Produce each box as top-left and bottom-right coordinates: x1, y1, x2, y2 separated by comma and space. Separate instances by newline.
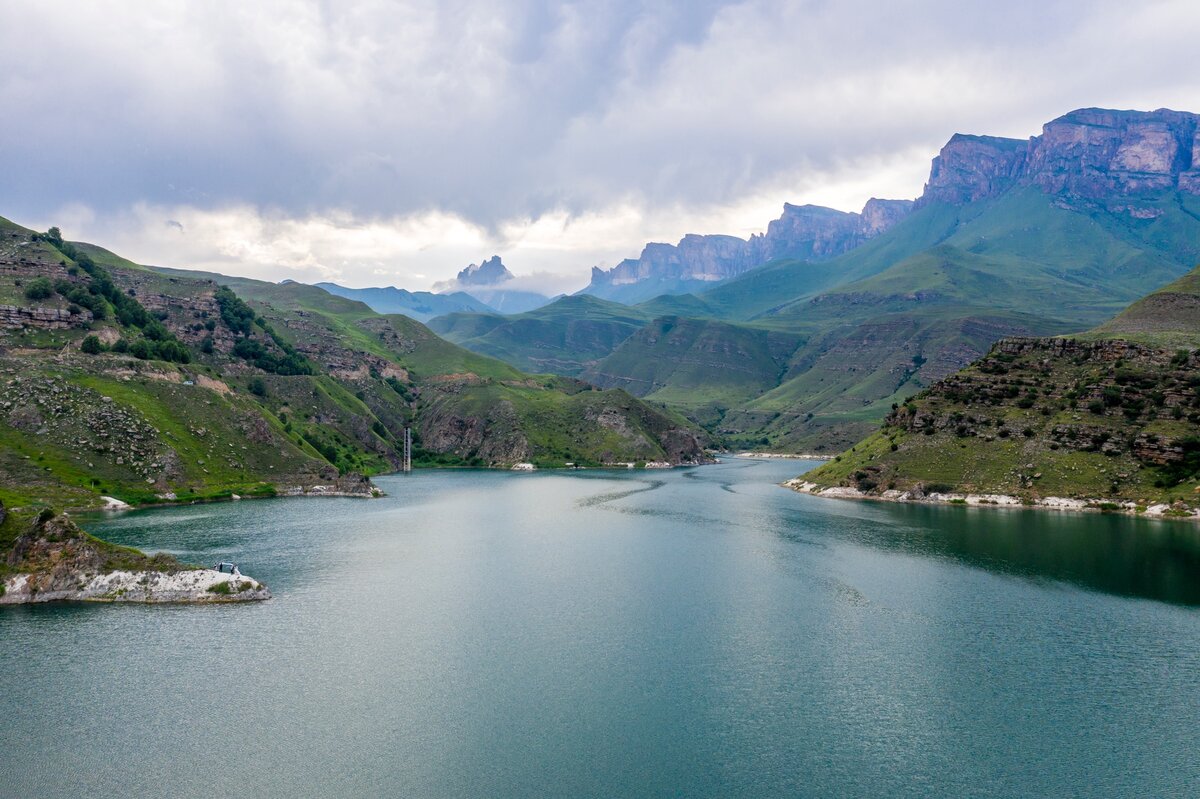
317, 256, 553, 321
434, 256, 554, 314
432, 107, 1200, 450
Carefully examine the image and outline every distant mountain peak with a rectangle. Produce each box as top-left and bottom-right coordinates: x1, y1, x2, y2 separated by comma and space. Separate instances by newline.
456, 255, 513, 287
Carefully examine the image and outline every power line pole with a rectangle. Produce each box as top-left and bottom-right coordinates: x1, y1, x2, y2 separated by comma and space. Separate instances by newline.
403, 427, 412, 473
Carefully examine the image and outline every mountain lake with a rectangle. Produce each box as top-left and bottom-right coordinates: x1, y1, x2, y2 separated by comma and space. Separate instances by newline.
2, 457, 1198, 797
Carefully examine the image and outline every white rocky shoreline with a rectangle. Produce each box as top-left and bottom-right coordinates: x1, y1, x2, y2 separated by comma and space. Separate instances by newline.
784, 480, 1200, 521
0, 567, 271, 605
731, 452, 833, 460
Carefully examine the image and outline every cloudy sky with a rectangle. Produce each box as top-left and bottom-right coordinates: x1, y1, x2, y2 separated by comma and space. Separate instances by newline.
2, 0, 1199, 293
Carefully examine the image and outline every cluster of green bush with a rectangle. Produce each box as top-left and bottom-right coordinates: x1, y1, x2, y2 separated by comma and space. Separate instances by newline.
77, 332, 191, 362
38, 228, 192, 364
214, 286, 313, 375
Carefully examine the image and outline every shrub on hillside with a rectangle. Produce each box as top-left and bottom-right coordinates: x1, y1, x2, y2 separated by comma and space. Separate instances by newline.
24, 277, 54, 301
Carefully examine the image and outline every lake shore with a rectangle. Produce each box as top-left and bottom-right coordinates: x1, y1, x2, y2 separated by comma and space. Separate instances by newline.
784, 479, 1200, 522
1, 567, 271, 605
730, 452, 833, 460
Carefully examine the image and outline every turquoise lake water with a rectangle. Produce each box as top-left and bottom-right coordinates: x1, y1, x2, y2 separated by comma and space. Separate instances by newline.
2, 458, 1199, 797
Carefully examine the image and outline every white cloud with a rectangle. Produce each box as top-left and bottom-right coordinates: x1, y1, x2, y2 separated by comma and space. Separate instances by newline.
3, 0, 1200, 290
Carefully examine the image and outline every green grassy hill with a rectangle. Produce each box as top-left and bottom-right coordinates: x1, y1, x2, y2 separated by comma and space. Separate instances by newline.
1086, 268, 1200, 348
797, 267, 1200, 509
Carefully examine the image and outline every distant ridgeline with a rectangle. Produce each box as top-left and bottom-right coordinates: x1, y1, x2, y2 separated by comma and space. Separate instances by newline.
796, 266, 1200, 512
433, 107, 1200, 452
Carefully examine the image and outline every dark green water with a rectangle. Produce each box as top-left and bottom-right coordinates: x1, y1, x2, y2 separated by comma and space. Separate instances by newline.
3, 458, 1200, 797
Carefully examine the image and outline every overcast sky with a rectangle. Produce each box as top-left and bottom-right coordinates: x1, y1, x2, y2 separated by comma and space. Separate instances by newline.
2, 0, 1199, 293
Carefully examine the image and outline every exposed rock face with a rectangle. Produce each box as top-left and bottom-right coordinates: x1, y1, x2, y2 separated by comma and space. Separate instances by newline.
587, 107, 1200, 297
919, 135, 1028, 205
0, 304, 92, 330
587, 197, 914, 292
887, 337, 1200, 470
918, 107, 1200, 207
594, 234, 750, 287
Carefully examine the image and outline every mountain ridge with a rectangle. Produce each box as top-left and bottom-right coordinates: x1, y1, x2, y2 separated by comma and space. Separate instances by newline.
582, 197, 914, 303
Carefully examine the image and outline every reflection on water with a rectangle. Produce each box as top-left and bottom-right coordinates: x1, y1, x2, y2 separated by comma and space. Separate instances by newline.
784, 487, 1200, 607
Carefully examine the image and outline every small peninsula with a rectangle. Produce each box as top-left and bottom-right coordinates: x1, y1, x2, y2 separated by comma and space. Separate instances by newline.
0, 503, 269, 604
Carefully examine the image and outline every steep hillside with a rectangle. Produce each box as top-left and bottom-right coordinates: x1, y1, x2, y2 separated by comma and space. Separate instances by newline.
794, 268, 1200, 513
1086, 268, 1200, 348
0, 217, 709, 527
357, 108, 1200, 454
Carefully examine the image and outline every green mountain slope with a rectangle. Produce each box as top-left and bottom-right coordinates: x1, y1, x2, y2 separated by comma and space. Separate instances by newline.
796, 267, 1200, 510
429, 188, 1200, 453
689, 188, 1200, 449
0, 217, 709, 524
698, 201, 973, 322
429, 294, 653, 375
1086, 267, 1200, 348
583, 317, 806, 428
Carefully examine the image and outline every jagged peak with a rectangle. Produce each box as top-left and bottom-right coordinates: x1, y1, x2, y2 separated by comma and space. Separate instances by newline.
457, 255, 513, 286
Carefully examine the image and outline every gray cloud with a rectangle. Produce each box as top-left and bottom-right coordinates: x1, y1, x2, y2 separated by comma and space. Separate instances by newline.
2, 0, 1199, 289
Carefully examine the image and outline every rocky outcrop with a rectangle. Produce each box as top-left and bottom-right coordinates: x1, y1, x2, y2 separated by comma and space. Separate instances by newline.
798, 332, 1200, 510
586, 197, 913, 293
592, 234, 749, 288
280, 471, 383, 498
0, 304, 92, 330
0, 510, 270, 604
918, 107, 1200, 207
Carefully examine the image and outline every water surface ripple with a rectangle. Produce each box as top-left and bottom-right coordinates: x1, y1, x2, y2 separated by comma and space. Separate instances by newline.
3, 459, 1198, 797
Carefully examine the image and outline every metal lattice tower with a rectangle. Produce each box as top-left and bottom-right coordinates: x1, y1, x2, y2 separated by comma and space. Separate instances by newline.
403, 427, 412, 473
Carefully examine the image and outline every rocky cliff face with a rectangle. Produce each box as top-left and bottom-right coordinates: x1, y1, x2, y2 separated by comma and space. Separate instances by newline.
587, 197, 914, 293
917, 107, 1200, 207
